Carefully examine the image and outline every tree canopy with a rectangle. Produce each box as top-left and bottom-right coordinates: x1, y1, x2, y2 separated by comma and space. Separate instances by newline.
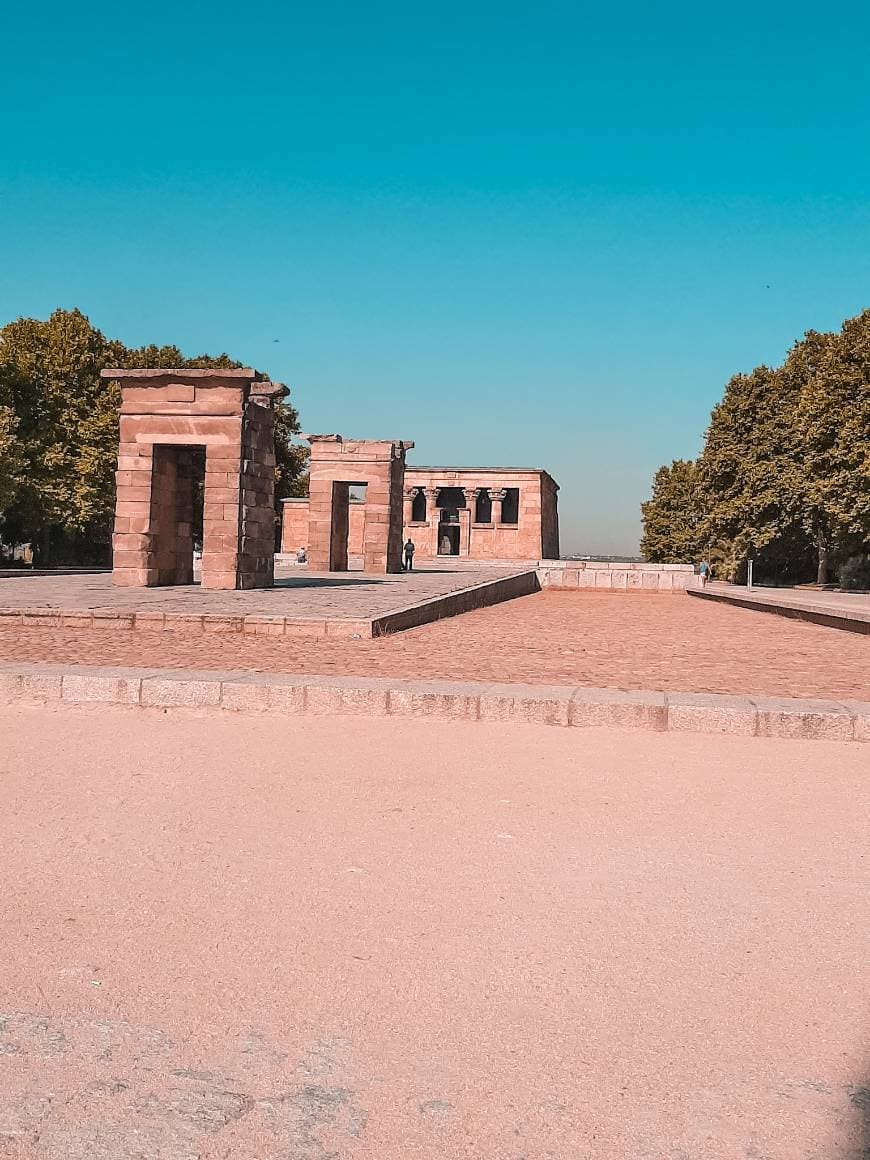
640, 460, 703, 564
641, 309, 870, 584
0, 308, 307, 563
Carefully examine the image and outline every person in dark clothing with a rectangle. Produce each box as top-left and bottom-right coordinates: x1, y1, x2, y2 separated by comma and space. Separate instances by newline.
403, 538, 416, 571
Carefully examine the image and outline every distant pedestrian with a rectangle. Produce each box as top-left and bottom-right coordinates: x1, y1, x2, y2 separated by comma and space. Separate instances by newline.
403, 538, 416, 572
296, 546, 307, 564
699, 559, 711, 587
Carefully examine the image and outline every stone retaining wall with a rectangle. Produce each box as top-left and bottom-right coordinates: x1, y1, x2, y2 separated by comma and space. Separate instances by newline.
538, 560, 697, 591
1, 664, 866, 743
372, 569, 539, 634
689, 586, 870, 634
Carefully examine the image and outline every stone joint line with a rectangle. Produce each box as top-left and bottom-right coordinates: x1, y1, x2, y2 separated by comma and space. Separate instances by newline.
1, 666, 867, 743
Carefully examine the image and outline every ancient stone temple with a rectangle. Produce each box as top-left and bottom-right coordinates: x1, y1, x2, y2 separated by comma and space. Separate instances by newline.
282, 463, 559, 562
304, 434, 414, 572
104, 367, 286, 590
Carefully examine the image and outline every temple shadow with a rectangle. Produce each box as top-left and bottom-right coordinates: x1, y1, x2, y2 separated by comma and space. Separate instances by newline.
272, 577, 383, 589
399, 566, 491, 575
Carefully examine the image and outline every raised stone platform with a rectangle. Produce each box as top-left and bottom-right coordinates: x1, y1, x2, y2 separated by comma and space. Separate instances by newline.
689, 582, 870, 634
0, 564, 539, 640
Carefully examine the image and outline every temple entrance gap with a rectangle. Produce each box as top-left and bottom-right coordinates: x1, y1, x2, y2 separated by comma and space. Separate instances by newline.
148, 444, 205, 585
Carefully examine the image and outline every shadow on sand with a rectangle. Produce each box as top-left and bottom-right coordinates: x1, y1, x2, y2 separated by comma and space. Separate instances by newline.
853, 1077, 870, 1158
272, 576, 384, 589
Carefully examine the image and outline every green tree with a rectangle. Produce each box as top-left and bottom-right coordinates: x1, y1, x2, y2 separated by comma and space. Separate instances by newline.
274, 403, 309, 501
0, 308, 307, 562
793, 312, 870, 583
0, 392, 19, 518
696, 364, 808, 576
641, 309, 870, 585
0, 309, 113, 559
640, 459, 704, 562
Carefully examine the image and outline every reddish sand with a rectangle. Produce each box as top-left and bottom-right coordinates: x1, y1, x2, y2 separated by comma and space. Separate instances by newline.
1, 590, 867, 699
1, 704, 868, 1159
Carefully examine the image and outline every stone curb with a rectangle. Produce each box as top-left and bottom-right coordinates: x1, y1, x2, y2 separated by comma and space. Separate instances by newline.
687, 587, 870, 634
0, 663, 866, 743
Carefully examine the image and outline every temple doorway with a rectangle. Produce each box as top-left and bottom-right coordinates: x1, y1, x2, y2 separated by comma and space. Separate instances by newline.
438, 522, 460, 555
150, 444, 205, 586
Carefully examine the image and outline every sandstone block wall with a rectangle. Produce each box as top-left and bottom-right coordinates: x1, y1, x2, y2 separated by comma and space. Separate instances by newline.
404, 468, 557, 560
281, 498, 366, 556
303, 435, 413, 573
281, 465, 560, 563
537, 560, 698, 591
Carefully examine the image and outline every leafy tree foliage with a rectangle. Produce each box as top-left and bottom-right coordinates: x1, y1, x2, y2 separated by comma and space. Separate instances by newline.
0, 398, 19, 515
640, 460, 703, 563
274, 402, 310, 501
793, 314, 870, 582
642, 309, 870, 584
0, 309, 307, 563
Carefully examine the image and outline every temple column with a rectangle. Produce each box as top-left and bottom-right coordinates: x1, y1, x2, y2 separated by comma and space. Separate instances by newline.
462, 487, 479, 556
426, 487, 441, 555
490, 488, 507, 526
403, 487, 418, 530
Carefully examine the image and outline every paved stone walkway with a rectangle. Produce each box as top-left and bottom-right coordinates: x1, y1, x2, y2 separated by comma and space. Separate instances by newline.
1, 705, 868, 1159
0, 565, 520, 619
1, 591, 867, 699
692, 581, 870, 631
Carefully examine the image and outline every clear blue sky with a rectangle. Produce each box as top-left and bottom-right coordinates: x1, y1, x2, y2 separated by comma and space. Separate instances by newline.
2, 1, 868, 554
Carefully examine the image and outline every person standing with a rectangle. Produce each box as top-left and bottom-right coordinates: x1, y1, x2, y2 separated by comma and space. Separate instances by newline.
403, 538, 416, 572
699, 559, 711, 587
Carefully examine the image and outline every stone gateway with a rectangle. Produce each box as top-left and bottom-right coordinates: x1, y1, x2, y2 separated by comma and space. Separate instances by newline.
104, 367, 286, 590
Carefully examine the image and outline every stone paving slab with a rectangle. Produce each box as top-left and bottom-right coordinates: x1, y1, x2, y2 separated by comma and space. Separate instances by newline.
1, 661, 866, 742
2, 589, 866, 701
0, 565, 535, 639
690, 582, 870, 633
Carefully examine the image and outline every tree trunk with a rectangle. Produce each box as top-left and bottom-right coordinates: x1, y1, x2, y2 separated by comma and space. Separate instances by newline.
40, 525, 51, 568
814, 516, 829, 586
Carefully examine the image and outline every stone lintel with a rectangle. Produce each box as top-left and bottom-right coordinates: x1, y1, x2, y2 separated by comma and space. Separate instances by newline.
101, 368, 261, 380
302, 433, 414, 452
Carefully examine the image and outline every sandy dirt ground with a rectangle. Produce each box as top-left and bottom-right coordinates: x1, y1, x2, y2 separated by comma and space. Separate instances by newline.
1, 590, 868, 700
1, 704, 868, 1159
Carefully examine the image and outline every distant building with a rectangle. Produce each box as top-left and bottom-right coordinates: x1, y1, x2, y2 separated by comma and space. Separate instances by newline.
282, 465, 559, 562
